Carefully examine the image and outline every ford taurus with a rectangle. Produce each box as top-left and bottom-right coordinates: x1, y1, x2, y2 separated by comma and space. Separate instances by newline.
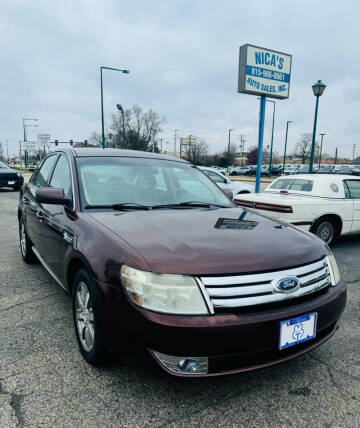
18, 148, 346, 376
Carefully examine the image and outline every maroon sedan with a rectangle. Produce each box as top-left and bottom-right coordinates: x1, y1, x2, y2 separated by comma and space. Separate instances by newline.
18, 148, 346, 376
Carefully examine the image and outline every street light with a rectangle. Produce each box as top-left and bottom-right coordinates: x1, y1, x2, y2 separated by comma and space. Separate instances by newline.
282, 120, 292, 173
318, 133, 326, 169
227, 129, 234, 169
100, 66, 130, 150
309, 80, 326, 173
116, 104, 126, 148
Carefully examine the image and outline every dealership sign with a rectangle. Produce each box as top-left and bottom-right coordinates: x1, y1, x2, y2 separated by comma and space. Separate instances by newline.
238, 44, 292, 99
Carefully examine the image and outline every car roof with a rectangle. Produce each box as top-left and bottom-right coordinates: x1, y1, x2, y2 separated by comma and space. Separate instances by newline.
55, 147, 189, 163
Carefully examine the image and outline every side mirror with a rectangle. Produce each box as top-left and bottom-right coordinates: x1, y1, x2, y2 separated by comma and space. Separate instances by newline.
223, 187, 234, 200
35, 187, 71, 206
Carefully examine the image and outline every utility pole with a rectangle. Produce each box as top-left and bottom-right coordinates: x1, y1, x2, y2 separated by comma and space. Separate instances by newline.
160, 138, 163, 154
335, 147, 338, 165
282, 121, 292, 174
227, 129, 234, 169
353, 144, 356, 161
174, 129, 178, 157
239, 135, 246, 167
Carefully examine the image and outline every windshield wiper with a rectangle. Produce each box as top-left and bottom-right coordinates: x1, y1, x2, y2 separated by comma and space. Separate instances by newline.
152, 201, 230, 209
85, 203, 150, 211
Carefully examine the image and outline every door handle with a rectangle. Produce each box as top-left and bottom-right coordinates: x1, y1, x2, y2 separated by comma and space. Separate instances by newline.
63, 231, 74, 244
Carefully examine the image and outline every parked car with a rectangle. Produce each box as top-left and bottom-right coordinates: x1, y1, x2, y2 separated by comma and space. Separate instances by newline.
283, 165, 300, 175
18, 149, 345, 377
270, 165, 283, 176
234, 173, 360, 244
0, 161, 24, 191
199, 167, 254, 196
335, 165, 354, 175
231, 166, 251, 176
352, 166, 360, 176
295, 165, 320, 174
317, 165, 336, 174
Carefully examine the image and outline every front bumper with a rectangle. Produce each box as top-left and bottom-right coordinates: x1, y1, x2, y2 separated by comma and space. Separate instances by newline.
97, 279, 346, 377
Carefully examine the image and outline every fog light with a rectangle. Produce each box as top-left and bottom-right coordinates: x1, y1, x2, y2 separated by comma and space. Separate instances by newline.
153, 351, 208, 375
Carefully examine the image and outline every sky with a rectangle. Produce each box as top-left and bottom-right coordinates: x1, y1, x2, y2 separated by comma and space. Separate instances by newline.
1, 0, 360, 160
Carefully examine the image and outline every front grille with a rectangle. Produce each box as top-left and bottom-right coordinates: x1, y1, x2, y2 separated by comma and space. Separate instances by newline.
0, 172, 18, 181
198, 258, 331, 312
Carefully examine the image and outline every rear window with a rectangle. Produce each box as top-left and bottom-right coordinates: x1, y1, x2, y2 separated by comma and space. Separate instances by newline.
270, 178, 313, 192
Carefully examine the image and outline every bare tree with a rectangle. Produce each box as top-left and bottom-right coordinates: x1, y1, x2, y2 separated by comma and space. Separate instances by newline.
108, 105, 165, 151
294, 133, 318, 164
187, 140, 209, 165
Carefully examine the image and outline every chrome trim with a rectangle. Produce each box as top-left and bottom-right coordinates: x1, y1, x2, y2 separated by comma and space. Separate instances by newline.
32, 246, 68, 292
211, 277, 330, 308
199, 258, 330, 310
195, 277, 215, 315
200, 258, 327, 287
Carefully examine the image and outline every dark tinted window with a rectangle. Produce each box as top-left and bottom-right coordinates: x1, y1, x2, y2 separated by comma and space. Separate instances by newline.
35, 155, 57, 188
344, 180, 360, 199
49, 155, 72, 198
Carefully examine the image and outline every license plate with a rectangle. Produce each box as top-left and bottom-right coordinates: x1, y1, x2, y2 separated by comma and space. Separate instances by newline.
8, 181, 15, 185
279, 312, 317, 350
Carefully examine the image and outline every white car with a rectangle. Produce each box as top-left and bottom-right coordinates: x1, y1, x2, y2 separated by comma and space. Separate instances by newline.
199, 167, 254, 198
234, 174, 360, 244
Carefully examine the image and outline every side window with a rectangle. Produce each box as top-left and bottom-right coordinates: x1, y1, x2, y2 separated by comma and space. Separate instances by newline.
49, 155, 72, 199
344, 180, 360, 199
204, 170, 226, 184
35, 156, 58, 188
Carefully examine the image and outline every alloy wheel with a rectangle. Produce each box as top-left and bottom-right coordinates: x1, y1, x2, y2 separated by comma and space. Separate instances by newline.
75, 281, 95, 352
20, 222, 27, 256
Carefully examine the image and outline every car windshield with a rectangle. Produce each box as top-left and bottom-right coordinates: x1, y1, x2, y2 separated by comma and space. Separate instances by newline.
76, 157, 233, 209
268, 178, 314, 192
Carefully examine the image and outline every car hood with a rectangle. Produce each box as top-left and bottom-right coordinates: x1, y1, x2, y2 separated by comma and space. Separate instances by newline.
89, 207, 326, 275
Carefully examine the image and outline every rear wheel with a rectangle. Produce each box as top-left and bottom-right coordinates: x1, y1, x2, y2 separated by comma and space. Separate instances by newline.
312, 218, 336, 244
19, 218, 38, 263
72, 269, 110, 366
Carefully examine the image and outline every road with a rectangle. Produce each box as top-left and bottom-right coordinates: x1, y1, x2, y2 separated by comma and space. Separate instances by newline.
0, 189, 359, 427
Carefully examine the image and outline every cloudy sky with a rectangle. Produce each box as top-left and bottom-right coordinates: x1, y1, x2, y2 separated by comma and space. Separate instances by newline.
1, 0, 359, 159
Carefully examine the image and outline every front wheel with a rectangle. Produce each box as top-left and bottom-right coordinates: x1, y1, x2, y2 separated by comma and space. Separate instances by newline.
72, 269, 110, 366
312, 218, 336, 245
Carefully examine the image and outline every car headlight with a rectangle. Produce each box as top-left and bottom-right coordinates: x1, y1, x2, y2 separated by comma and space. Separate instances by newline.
120, 265, 208, 315
17, 172, 22, 177
326, 253, 340, 286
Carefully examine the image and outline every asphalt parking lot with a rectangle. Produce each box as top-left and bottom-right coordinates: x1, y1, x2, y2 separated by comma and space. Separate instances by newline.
0, 189, 359, 427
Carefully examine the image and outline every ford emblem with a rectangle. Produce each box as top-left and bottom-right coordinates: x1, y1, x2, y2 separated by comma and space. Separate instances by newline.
274, 277, 300, 293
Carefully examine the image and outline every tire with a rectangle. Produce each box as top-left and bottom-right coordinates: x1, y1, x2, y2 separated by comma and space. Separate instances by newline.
13, 185, 22, 191
19, 217, 38, 264
72, 269, 110, 366
311, 217, 337, 245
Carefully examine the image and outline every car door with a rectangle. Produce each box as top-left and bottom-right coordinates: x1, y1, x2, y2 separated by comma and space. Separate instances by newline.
24, 154, 59, 249
343, 179, 360, 232
36, 154, 74, 283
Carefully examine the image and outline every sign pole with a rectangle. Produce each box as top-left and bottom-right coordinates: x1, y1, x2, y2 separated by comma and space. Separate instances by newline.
255, 95, 266, 193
